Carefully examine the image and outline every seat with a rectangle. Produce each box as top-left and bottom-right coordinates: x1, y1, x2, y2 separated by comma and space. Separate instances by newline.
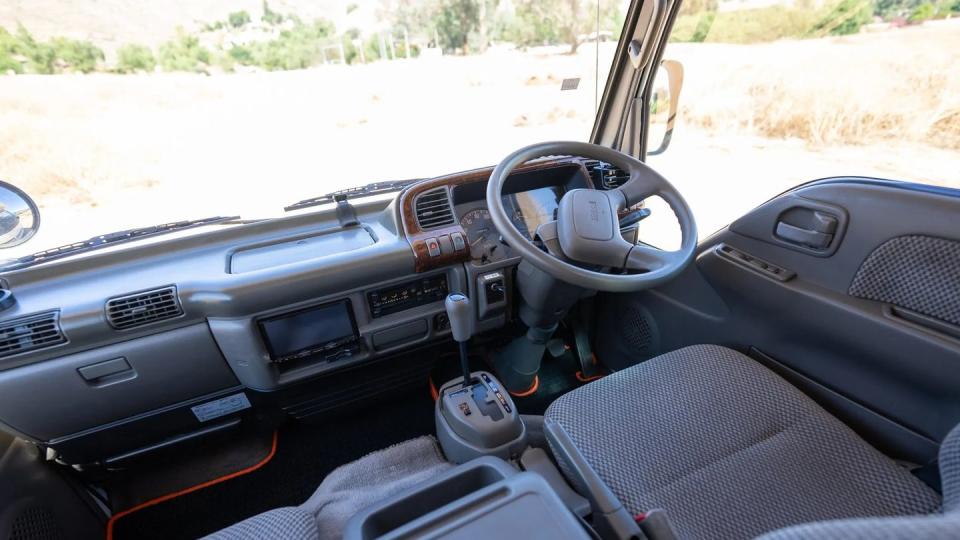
545, 345, 955, 539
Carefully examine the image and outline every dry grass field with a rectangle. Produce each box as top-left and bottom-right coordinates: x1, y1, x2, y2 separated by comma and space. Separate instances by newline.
0, 20, 957, 258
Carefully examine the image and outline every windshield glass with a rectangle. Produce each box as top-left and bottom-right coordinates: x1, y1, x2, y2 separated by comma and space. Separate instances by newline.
0, 0, 627, 259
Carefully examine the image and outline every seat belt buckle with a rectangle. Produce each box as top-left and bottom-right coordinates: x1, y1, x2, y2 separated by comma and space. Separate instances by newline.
635, 509, 679, 540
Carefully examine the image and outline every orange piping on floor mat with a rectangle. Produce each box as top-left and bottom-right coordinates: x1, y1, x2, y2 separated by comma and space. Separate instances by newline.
105, 430, 279, 540
508, 375, 540, 397
429, 376, 439, 401
575, 370, 605, 383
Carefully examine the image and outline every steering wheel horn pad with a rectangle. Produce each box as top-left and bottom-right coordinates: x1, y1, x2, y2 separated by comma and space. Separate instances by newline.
557, 189, 633, 268
486, 141, 698, 292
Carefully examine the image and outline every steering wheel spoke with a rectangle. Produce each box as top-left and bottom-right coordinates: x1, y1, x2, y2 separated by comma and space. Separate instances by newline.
533, 220, 564, 258
625, 243, 680, 272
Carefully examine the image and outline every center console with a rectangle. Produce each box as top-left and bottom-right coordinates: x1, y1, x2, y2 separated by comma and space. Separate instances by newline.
344, 457, 591, 540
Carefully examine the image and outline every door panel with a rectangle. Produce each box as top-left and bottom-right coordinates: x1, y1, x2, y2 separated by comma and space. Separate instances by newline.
596, 178, 960, 465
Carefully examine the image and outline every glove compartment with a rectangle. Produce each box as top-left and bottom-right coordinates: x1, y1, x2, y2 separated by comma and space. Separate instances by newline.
0, 324, 239, 442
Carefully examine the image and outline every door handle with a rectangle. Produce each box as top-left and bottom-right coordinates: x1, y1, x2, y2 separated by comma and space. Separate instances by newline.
775, 210, 837, 249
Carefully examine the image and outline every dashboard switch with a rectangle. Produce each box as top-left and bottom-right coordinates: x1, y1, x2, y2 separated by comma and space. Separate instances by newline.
438, 235, 454, 255
451, 232, 466, 251
477, 271, 507, 320
425, 237, 441, 257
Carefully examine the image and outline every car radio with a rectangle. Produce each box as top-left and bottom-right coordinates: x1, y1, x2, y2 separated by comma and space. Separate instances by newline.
368, 275, 448, 318
258, 299, 361, 364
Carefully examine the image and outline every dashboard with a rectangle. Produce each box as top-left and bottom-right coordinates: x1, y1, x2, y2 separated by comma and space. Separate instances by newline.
0, 157, 601, 465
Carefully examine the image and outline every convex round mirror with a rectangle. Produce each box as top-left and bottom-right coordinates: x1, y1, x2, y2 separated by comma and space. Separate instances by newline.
0, 181, 40, 249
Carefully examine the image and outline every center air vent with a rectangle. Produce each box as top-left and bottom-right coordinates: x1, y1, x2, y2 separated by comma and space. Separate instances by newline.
106, 286, 183, 330
414, 188, 455, 229
0, 311, 66, 358
583, 160, 630, 190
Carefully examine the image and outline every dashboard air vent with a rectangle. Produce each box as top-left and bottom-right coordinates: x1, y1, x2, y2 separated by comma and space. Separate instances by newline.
106, 286, 183, 329
583, 160, 631, 190
0, 311, 66, 358
414, 188, 455, 229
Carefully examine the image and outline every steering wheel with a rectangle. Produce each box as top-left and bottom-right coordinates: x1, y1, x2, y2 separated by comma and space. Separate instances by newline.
486, 141, 697, 292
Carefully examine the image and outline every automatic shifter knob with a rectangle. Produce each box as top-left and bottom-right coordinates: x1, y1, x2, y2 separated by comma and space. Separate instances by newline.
445, 293, 474, 387
445, 293, 472, 343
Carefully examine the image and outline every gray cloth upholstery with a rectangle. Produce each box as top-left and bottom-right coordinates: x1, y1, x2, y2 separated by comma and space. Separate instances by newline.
758, 423, 960, 539
848, 235, 960, 325
204, 436, 451, 540
545, 345, 942, 540
205, 507, 318, 540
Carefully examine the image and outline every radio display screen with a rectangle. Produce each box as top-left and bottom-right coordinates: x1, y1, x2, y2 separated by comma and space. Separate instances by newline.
259, 300, 358, 361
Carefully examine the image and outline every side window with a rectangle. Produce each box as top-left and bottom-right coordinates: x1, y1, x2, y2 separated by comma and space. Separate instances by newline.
644, 0, 960, 239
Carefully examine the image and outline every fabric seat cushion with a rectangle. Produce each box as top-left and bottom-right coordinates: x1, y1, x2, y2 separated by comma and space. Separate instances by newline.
545, 345, 941, 540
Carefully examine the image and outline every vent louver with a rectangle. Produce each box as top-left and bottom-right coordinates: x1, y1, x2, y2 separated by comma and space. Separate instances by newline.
106, 286, 183, 329
583, 160, 630, 190
0, 311, 66, 358
414, 188, 455, 229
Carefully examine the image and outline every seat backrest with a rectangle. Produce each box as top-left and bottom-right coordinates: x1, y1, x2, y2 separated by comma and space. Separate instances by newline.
757, 424, 960, 540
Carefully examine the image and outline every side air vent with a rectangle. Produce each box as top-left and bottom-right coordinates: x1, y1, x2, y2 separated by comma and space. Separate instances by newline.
583, 159, 630, 189
0, 311, 66, 358
106, 286, 183, 330
414, 188, 455, 229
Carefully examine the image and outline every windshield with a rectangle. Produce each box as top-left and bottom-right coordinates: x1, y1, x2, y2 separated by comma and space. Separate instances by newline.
0, 0, 627, 259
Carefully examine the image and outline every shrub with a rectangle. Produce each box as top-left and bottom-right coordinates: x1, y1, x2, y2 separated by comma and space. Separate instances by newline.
228, 11, 252, 28
810, 0, 873, 36
50, 38, 104, 73
158, 31, 211, 72
908, 1, 936, 21
228, 45, 255, 65
116, 44, 156, 72
245, 18, 337, 70
670, 6, 819, 43
13, 25, 55, 74
0, 27, 23, 74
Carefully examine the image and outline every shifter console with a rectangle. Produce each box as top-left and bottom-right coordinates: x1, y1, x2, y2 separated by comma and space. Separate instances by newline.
436, 293, 526, 463
436, 371, 525, 463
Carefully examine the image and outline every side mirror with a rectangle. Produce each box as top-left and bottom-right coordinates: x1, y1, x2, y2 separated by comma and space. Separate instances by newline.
0, 181, 40, 249
646, 59, 684, 156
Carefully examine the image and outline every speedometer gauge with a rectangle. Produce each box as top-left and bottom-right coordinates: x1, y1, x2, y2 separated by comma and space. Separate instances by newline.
459, 208, 504, 264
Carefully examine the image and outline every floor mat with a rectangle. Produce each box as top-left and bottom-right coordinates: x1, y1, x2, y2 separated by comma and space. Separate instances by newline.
104, 427, 276, 513
112, 390, 436, 540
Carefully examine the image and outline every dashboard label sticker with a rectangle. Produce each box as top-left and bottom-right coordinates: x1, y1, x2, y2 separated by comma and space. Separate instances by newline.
191, 393, 251, 422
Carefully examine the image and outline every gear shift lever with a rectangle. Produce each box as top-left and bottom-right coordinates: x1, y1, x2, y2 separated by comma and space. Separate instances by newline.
436, 292, 526, 463
445, 293, 473, 387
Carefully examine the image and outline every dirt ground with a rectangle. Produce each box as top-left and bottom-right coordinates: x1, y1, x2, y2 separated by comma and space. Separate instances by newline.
1, 23, 957, 259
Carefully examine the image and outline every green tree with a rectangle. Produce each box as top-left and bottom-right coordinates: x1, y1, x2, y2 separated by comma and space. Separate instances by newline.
229, 10, 252, 28
116, 44, 156, 72
262, 1, 284, 25
433, 0, 480, 53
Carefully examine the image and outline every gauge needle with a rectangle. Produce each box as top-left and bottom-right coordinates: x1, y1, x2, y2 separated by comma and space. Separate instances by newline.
470, 235, 486, 247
